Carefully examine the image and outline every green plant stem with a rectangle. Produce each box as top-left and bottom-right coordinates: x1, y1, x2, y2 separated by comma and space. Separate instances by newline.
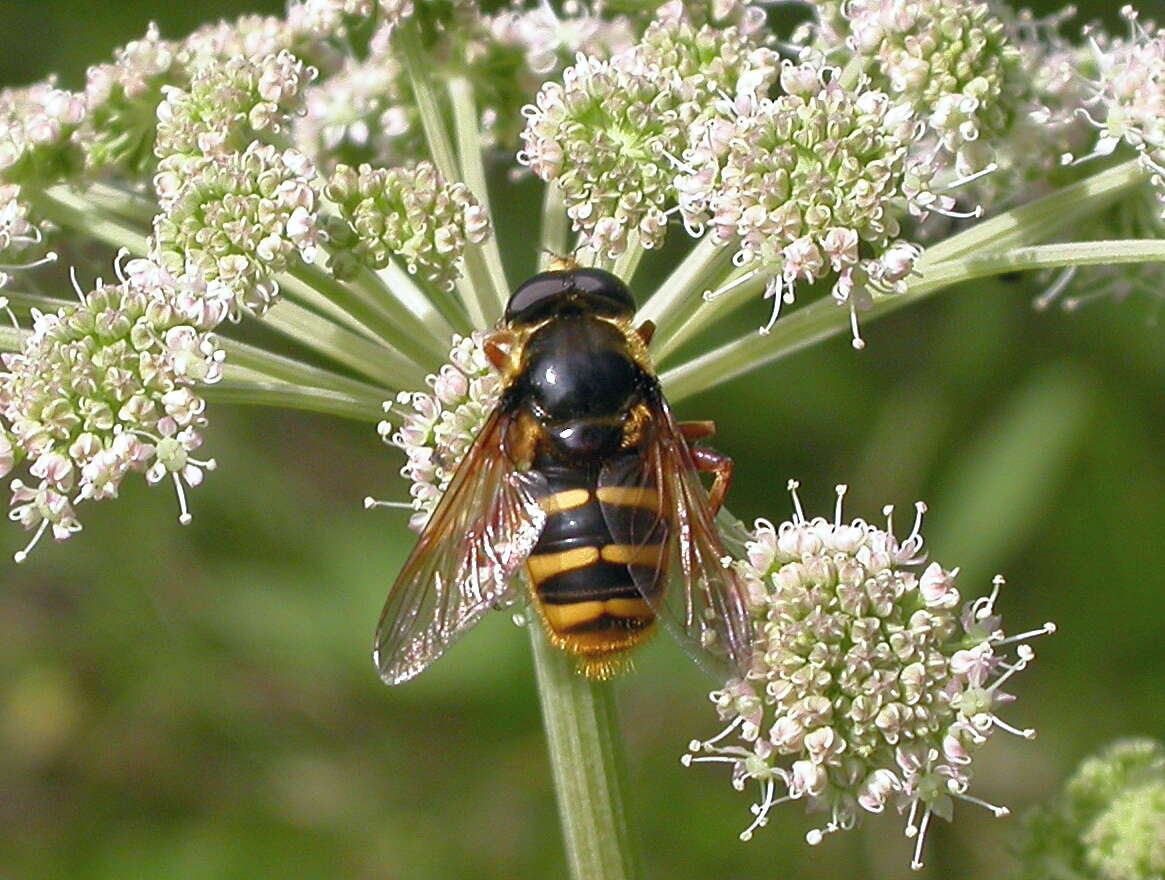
915, 239, 1165, 293
207, 374, 385, 422
611, 233, 647, 287
262, 299, 425, 389
662, 237, 1165, 402
660, 159, 1152, 401
528, 624, 638, 880
636, 235, 732, 340
0, 326, 27, 351
29, 185, 150, 255
448, 76, 511, 312
287, 262, 447, 365
541, 184, 569, 268
377, 260, 469, 338
219, 338, 392, 400
397, 21, 492, 329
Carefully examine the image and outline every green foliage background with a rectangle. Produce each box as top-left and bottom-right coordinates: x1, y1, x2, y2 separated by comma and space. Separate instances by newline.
1, 2, 1162, 878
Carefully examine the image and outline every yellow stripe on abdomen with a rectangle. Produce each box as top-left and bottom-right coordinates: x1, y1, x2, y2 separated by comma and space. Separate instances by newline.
539, 489, 591, 515
601, 543, 666, 567
526, 546, 600, 585
541, 597, 654, 632
595, 486, 661, 509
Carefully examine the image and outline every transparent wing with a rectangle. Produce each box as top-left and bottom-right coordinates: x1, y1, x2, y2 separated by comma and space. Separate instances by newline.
598, 396, 752, 677
374, 409, 547, 685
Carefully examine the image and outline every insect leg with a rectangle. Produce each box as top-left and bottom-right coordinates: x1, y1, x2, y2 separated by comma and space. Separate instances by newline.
484, 329, 516, 371
636, 320, 656, 346
678, 420, 717, 441
690, 445, 733, 515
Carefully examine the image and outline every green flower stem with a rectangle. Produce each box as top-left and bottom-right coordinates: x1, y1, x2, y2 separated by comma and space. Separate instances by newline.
219, 338, 392, 400
262, 299, 426, 389
653, 266, 769, 363
659, 159, 1152, 399
207, 374, 385, 422
919, 239, 1165, 291
636, 235, 731, 340
346, 263, 457, 357
29, 185, 150, 256
541, 184, 569, 268
662, 237, 1165, 403
397, 21, 492, 330
922, 159, 1147, 264
1, 292, 73, 314
528, 623, 638, 880
611, 233, 647, 287
286, 262, 448, 365
376, 260, 469, 338
81, 179, 157, 226
0, 325, 27, 352
448, 76, 511, 310
278, 267, 389, 340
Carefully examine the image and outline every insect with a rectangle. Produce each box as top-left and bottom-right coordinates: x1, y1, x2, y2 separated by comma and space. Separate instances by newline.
374, 264, 752, 684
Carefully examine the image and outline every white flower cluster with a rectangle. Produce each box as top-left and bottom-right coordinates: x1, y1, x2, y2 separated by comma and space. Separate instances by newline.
0, 258, 226, 561
677, 61, 928, 331
488, 0, 636, 77
291, 0, 375, 35
685, 483, 1053, 870
0, 185, 54, 290
325, 160, 489, 291
382, 332, 499, 533
519, 18, 780, 257
824, 0, 1024, 176
0, 81, 86, 184
154, 50, 317, 175
152, 144, 321, 317
1077, 6, 1165, 212
79, 22, 179, 175
295, 53, 413, 171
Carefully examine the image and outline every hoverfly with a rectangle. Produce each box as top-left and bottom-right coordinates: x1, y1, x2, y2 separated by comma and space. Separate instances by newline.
374, 264, 752, 684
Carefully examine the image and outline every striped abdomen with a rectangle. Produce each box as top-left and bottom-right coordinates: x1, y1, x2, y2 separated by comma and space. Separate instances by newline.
525, 459, 668, 678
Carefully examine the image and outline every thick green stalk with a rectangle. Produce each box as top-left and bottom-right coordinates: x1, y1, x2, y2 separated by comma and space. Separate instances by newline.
541, 184, 569, 268
377, 260, 469, 338
287, 262, 448, 365
914, 239, 1165, 294
611, 233, 647, 287
0, 326, 27, 351
29, 185, 150, 255
528, 624, 638, 880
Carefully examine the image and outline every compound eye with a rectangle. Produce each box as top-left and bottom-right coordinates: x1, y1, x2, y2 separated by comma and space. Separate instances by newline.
505, 272, 571, 325
571, 268, 636, 317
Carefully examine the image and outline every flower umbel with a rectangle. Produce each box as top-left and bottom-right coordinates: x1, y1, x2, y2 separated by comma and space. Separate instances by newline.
684, 483, 1054, 869
325, 160, 489, 291
1016, 738, 1165, 880
152, 143, 321, 317
381, 331, 497, 532
0, 257, 223, 561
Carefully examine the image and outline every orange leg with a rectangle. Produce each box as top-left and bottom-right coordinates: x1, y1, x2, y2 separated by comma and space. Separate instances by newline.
484, 329, 515, 371
690, 444, 733, 516
678, 420, 716, 441
636, 320, 656, 346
